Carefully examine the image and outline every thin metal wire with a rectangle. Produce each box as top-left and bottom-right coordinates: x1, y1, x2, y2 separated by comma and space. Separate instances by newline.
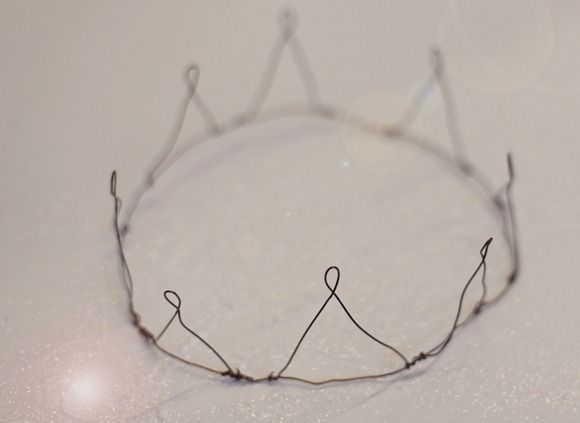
109, 8, 520, 385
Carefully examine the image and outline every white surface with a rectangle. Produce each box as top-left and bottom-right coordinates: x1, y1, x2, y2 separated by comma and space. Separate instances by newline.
1, 1, 579, 422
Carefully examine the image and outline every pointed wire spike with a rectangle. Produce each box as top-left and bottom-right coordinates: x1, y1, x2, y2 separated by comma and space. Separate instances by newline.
163, 290, 182, 310
480, 237, 493, 256
507, 153, 515, 179
185, 63, 201, 93
110, 171, 117, 196
278, 8, 299, 39
429, 47, 444, 76
324, 266, 340, 292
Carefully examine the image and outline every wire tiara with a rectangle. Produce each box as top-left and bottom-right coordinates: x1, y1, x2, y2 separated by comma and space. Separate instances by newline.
109, 9, 519, 385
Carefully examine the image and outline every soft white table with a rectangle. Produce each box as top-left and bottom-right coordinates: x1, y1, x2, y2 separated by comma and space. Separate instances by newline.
1, 1, 578, 422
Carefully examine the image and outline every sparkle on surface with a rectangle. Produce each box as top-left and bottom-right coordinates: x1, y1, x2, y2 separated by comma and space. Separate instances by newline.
2, 1, 580, 422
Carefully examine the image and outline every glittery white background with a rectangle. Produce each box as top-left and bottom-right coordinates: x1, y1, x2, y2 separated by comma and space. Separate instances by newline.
1, 1, 579, 422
